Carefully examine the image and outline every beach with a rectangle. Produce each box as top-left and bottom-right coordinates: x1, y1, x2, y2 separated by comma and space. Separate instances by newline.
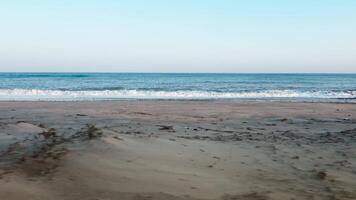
2, 0, 356, 198
0, 100, 355, 200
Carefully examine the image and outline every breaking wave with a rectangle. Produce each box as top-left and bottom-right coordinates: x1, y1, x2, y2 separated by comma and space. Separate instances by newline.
0, 89, 355, 101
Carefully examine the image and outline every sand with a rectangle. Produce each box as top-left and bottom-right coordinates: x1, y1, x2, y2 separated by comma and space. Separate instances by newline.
0, 101, 355, 200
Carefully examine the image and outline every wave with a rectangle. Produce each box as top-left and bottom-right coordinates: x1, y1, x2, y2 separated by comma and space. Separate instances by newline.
0, 89, 355, 101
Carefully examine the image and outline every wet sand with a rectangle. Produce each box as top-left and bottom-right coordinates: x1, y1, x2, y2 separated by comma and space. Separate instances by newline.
0, 101, 355, 200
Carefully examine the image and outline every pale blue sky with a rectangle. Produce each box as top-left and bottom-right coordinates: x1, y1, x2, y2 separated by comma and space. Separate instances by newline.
0, 0, 355, 72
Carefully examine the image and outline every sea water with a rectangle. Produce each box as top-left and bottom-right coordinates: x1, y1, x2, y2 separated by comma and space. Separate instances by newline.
0, 73, 355, 101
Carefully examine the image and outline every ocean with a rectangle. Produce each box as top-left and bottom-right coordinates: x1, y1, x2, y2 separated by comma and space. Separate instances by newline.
0, 73, 355, 101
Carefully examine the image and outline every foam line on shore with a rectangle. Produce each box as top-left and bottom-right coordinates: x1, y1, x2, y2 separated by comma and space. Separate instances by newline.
0, 89, 355, 101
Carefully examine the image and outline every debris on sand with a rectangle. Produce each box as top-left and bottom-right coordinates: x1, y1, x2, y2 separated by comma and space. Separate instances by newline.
132, 112, 153, 116
45, 148, 68, 160
157, 125, 175, 132
40, 128, 57, 139
76, 113, 88, 116
1, 124, 104, 177
316, 171, 327, 180
38, 123, 46, 128
280, 118, 288, 122
113, 136, 124, 141
85, 124, 103, 139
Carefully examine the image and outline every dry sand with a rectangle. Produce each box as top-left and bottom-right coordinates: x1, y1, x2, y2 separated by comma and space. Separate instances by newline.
0, 101, 355, 200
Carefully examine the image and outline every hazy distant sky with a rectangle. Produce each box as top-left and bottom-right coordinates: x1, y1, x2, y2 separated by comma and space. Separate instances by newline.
0, 0, 355, 73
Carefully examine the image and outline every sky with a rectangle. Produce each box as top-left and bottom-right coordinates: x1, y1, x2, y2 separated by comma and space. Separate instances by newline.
0, 0, 355, 73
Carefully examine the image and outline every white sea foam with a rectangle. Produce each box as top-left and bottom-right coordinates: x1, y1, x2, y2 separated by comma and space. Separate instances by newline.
0, 89, 355, 101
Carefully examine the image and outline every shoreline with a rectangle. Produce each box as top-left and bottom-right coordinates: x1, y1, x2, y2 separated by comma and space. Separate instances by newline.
0, 98, 355, 103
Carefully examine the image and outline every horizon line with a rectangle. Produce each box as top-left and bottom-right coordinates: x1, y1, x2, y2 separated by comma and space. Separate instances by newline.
0, 71, 356, 74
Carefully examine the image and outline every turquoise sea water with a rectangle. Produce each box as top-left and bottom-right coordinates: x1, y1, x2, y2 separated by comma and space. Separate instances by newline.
0, 73, 355, 101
